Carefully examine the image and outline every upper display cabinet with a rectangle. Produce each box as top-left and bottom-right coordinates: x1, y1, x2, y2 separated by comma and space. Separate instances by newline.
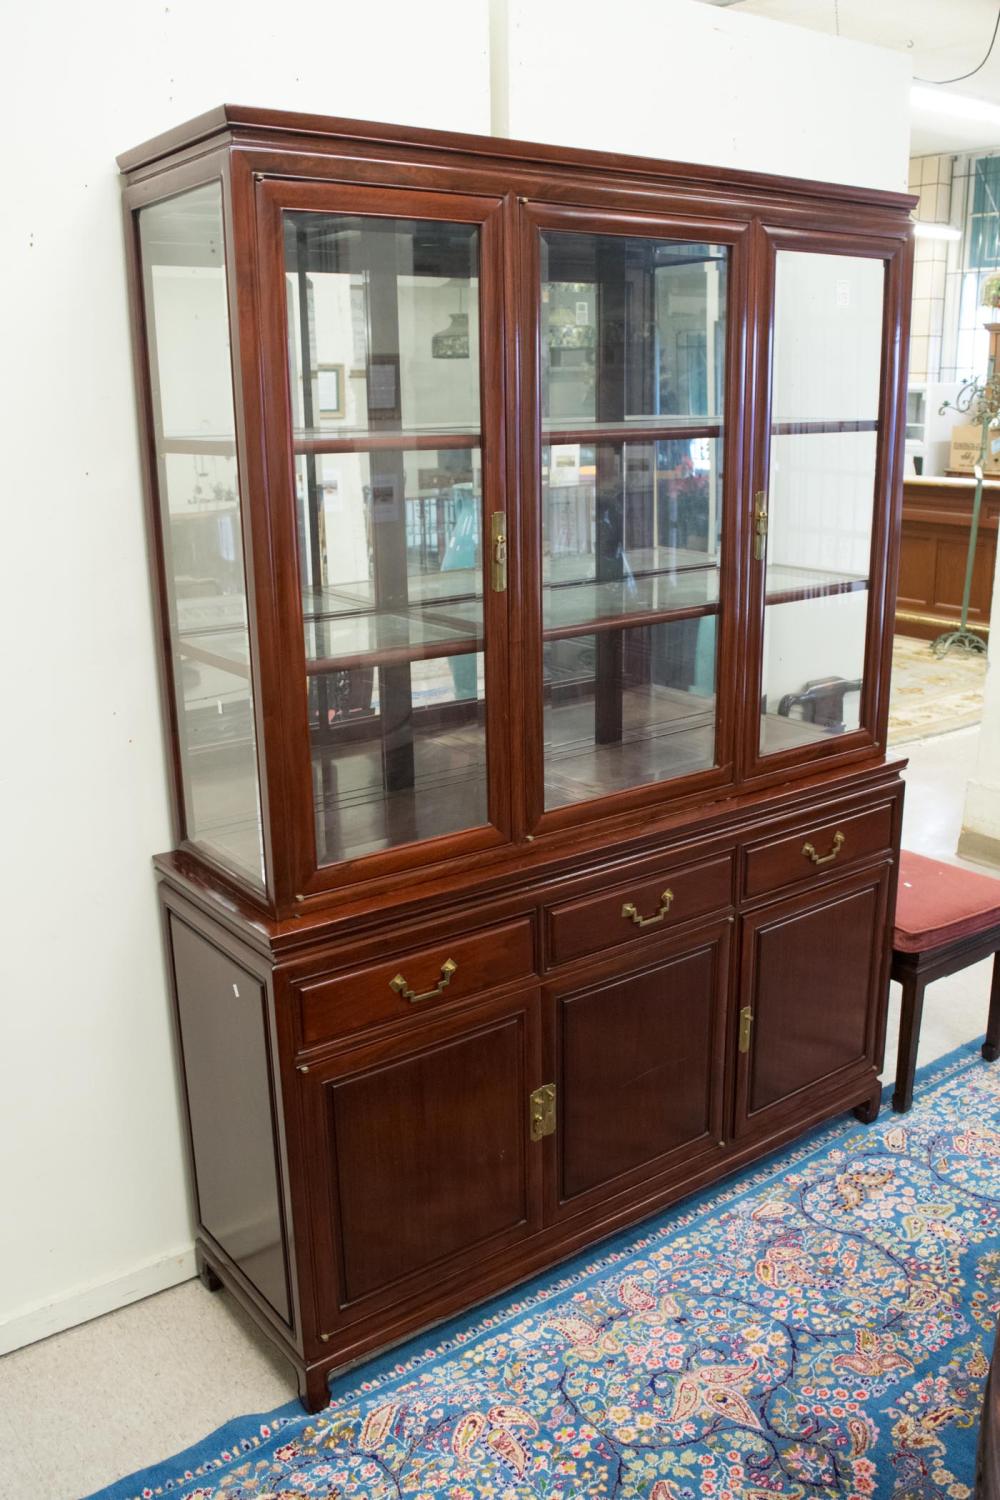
120, 107, 913, 916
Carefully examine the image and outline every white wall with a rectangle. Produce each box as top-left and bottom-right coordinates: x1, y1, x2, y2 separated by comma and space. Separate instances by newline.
0, 0, 911, 1352
502, 0, 911, 190
0, 0, 490, 1355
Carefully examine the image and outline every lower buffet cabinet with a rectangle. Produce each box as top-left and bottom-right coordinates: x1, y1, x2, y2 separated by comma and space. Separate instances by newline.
163, 781, 900, 1412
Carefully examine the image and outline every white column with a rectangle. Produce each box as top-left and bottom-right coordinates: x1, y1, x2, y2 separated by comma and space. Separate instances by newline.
959, 541, 1000, 866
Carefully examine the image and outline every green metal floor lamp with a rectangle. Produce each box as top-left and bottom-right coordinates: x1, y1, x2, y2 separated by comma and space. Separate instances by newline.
933, 373, 998, 657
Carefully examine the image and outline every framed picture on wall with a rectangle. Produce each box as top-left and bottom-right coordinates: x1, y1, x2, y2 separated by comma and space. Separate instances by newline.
317, 363, 345, 420
368, 354, 401, 422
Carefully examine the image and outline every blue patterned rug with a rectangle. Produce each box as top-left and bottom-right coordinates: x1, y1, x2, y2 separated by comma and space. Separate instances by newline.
89, 1040, 1000, 1500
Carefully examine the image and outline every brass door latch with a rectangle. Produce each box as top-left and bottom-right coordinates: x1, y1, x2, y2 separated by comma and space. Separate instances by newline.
491, 511, 508, 592
753, 491, 769, 561
739, 1005, 753, 1054
529, 1083, 556, 1141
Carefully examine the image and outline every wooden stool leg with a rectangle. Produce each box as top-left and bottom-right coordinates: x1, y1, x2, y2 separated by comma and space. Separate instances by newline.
893, 968, 927, 1114
984, 952, 1000, 1063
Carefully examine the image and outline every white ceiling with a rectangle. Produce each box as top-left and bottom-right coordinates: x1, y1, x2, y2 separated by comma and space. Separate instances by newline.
699, 0, 1000, 154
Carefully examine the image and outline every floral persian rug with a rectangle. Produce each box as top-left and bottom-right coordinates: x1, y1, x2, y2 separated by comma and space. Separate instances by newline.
887, 634, 986, 746
89, 1042, 1000, 1500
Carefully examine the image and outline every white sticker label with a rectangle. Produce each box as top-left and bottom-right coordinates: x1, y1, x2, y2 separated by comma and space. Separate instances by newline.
232, 983, 240, 998
836, 279, 851, 308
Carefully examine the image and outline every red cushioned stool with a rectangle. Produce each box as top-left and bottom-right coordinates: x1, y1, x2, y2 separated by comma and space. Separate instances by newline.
892, 850, 1000, 1113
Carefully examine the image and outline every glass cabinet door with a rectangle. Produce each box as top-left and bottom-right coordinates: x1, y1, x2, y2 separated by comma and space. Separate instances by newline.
756, 247, 887, 762
534, 223, 732, 816
273, 193, 506, 870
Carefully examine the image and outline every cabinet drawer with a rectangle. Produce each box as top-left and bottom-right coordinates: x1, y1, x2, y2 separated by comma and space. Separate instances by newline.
546, 854, 733, 966
297, 917, 536, 1048
743, 801, 894, 900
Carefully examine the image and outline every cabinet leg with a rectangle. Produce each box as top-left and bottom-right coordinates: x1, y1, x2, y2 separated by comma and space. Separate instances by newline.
983, 953, 1000, 1062
852, 1086, 882, 1125
195, 1246, 223, 1293
893, 970, 927, 1114
298, 1362, 331, 1414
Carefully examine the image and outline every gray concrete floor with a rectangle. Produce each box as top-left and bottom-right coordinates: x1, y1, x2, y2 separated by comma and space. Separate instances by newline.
1, 726, 995, 1500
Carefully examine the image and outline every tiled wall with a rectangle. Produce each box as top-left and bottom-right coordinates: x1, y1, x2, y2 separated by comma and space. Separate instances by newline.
907, 153, 953, 384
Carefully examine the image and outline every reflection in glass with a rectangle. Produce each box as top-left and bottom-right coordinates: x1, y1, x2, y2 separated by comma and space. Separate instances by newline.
284, 213, 481, 437
296, 450, 483, 665
536, 223, 728, 810
541, 433, 723, 809
540, 232, 727, 430
544, 621, 717, 809
310, 655, 487, 864
759, 252, 884, 756
140, 185, 265, 887
771, 252, 884, 425
283, 211, 491, 864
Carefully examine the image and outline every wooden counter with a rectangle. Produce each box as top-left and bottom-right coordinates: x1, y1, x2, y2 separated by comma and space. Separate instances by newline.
896, 475, 999, 641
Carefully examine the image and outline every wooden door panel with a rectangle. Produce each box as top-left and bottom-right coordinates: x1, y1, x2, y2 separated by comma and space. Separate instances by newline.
897, 533, 935, 609
549, 920, 731, 1219
736, 864, 891, 1135
307, 989, 543, 1327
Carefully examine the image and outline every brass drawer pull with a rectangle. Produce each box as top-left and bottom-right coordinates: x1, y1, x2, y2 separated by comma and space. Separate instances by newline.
389, 957, 458, 1004
621, 888, 674, 928
802, 830, 845, 867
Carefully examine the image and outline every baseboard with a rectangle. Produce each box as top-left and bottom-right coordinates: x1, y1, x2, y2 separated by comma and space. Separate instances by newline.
0, 1244, 196, 1357
958, 827, 1000, 871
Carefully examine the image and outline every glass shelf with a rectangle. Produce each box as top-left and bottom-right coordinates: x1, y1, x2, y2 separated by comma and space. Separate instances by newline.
542, 417, 723, 442
543, 549, 720, 638
765, 565, 869, 605
293, 425, 481, 454
304, 601, 483, 671
159, 434, 237, 454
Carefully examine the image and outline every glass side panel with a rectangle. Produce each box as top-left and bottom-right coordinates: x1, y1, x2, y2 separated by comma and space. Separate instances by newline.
540, 232, 727, 431
538, 225, 727, 810
283, 212, 490, 864
759, 251, 884, 757
139, 184, 265, 888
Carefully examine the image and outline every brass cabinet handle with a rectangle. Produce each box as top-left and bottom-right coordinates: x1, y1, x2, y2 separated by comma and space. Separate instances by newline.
529, 1082, 556, 1141
621, 888, 674, 928
802, 830, 846, 867
739, 1005, 753, 1054
491, 511, 507, 592
753, 490, 769, 561
389, 957, 458, 1004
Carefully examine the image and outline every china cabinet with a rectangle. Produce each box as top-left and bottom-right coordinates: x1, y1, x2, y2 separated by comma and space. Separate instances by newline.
119, 105, 913, 1410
